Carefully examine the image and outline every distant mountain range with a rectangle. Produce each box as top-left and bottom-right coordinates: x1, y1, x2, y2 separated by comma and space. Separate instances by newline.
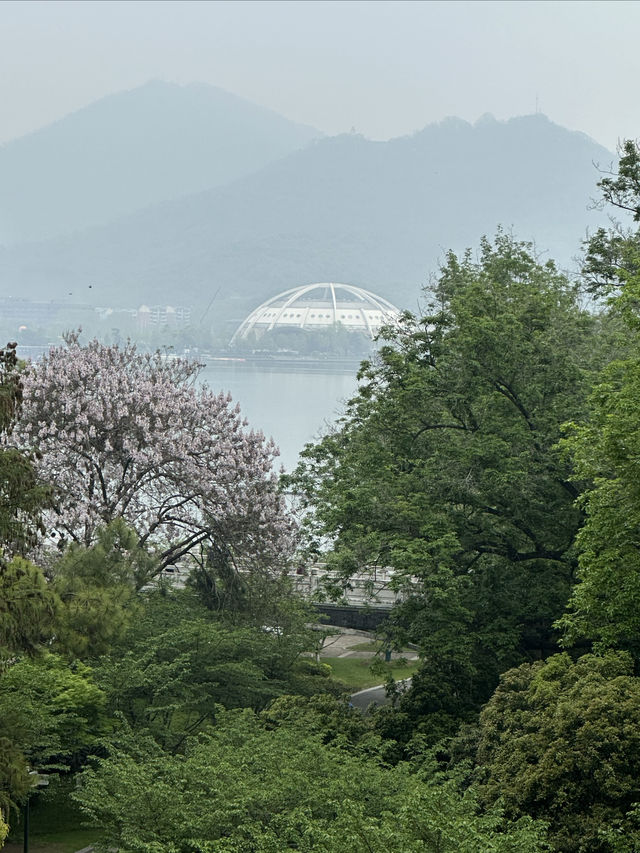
0, 91, 615, 323
0, 80, 321, 244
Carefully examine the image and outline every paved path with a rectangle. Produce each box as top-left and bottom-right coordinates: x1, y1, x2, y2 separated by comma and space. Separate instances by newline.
315, 626, 418, 662
350, 678, 412, 712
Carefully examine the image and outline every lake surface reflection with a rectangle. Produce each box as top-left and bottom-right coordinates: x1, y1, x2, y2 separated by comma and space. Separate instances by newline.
199, 363, 359, 472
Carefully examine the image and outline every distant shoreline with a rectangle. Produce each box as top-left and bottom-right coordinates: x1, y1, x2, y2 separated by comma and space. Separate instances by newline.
204, 354, 363, 374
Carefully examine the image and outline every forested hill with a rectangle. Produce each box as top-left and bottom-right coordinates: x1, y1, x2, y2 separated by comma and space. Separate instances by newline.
0, 80, 321, 244
0, 113, 612, 316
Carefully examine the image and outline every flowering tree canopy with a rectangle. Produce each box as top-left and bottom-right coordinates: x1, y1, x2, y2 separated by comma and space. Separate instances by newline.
15, 336, 293, 575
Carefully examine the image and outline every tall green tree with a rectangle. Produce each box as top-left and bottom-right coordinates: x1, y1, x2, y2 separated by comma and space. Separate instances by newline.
0, 648, 105, 824
0, 738, 31, 824
558, 350, 640, 656
0, 347, 110, 824
0, 810, 8, 847
0, 342, 57, 662
582, 139, 640, 301
288, 234, 598, 733
559, 140, 640, 657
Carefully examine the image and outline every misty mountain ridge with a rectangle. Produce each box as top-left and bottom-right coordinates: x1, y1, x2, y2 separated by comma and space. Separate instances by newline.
0, 111, 613, 322
0, 80, 322, 244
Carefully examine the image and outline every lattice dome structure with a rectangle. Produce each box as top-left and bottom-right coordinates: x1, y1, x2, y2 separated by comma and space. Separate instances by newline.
231, 283, 400, 343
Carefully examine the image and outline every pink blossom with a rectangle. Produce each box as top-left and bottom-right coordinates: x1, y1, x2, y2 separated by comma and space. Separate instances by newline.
13, 337, 295, 574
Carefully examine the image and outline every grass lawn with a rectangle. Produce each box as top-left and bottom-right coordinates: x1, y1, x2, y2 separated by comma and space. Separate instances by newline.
3, 828, 98, 853
349, 641, 380, 652
325, 656, 419, 690
349, 641, 418, 655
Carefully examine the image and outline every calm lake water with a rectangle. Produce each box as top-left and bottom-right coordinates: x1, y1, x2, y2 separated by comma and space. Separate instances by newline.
199, 363, 360, 472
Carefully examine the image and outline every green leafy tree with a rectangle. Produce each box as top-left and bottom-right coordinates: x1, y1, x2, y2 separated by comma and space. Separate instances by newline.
0, 531, 58, 825
0, 652, 105, 823
0, 340, 58, 669
74, 709, 549, 853
599, 804, 640, 853
92, 590, 324, 750
557, 140, 640, 658
51, 521, 155, 660
288, 233, 597, 733
185, 538, 308, 629
558, 350, 640, 656
476, 652, 640, 852
0, 653, 106, 773
0, 350, 109, 827
582, 140, 640, 299
261, 693, 379, 754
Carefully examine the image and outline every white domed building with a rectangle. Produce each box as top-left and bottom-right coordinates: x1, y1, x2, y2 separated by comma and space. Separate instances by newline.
231, 283, 400, 344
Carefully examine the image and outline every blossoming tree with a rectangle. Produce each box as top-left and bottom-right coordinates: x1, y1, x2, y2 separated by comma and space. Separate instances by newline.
15, 335, 293, 577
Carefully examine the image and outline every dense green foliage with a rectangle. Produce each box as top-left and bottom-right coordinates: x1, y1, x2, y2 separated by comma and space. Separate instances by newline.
0, 347, 59, 821
287, 233, 597, 737
0, 653, 106, 773
91, 589, 331, 752
477, 652, 640, 852
558, 345, 640, 657
0, 556, 59, 659
50, 521, 154, 660
471, 142, 640, 853
0, 550, 106, 820
9, 143, 640, 852
74, 708, 549, 853
558, 142, 640, 659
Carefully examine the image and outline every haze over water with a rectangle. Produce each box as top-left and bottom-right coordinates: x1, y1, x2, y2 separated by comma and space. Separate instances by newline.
200, 364, 359, 471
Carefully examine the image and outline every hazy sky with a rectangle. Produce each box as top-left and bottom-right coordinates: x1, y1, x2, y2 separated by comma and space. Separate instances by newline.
2, 0, 639, 150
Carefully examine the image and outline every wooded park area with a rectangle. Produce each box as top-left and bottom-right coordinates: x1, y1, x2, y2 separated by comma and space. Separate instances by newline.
3, 143, 640, 852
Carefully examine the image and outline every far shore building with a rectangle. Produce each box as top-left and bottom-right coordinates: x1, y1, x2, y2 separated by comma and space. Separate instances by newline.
230, 282, 400, 344
136, 304, 192, 330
